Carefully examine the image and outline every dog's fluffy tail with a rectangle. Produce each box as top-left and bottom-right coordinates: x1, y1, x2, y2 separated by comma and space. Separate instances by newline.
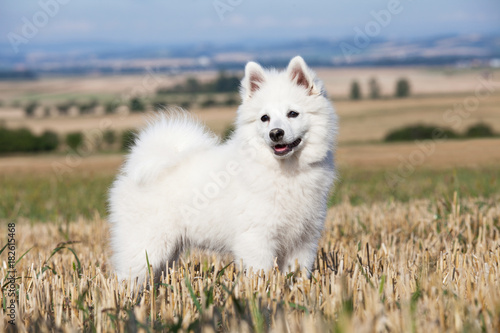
122, 111, 219, 184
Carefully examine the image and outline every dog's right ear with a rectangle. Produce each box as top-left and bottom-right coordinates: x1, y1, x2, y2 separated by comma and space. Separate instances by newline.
241, 61, 265, 101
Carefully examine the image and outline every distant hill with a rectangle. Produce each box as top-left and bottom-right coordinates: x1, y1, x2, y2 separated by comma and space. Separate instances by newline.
1, 34, 499, 76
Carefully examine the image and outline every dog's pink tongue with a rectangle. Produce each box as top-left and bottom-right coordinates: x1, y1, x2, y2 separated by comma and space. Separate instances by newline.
275, 145, 288, 152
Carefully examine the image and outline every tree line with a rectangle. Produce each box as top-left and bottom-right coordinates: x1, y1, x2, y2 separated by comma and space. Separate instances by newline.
0, 126, 138, 154
350, 77, 410, 100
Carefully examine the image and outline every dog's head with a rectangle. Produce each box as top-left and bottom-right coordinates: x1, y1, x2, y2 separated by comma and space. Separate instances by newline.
236, 56, 337, 164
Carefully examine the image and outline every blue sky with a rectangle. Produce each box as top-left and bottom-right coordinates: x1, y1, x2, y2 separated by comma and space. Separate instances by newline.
1, 0, 499, 48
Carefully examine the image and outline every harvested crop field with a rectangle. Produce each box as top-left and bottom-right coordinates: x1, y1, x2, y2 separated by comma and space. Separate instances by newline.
1, 190, 500, 331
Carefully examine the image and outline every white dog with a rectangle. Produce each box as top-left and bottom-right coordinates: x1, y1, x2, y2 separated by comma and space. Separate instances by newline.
108, 56, 337, 283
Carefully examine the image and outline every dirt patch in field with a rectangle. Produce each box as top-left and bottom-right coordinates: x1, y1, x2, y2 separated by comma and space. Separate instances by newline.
337, 138, 500, 169
0, 154, 123, 176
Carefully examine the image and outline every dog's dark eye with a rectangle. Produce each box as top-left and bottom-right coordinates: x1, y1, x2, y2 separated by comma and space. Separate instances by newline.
260, 115, 270, 122
287, 111, 299, 118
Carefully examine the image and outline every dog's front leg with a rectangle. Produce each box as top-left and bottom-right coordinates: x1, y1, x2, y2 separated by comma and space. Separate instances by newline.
232, 232, 276, 275
283, 242, 318, 277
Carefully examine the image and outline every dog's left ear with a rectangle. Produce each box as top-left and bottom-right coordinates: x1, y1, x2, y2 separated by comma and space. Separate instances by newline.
287, 56, 320, 96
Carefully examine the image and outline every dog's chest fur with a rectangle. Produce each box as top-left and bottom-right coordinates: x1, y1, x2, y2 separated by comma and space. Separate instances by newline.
262, 162, 331, 234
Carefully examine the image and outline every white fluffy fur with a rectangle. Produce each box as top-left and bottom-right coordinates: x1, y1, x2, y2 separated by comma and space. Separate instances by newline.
108, 56, 338, 283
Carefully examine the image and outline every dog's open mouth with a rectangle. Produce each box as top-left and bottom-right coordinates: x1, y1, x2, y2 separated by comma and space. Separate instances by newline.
273, 138, 302, 156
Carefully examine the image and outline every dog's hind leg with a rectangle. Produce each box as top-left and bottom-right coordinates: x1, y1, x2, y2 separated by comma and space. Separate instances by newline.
152, 238, 183, 284
114, 232, 183, 286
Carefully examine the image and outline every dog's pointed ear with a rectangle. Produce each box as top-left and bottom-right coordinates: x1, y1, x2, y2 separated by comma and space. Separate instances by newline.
287, 56, 320, 95
241, 61, 265, 101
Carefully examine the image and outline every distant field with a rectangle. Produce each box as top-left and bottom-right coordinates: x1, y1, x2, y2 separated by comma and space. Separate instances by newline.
317, 67, 500, 97
336, 93, 500, 142
1, 66, 499, 144
2, 92, 500, 144
0, 107, 236, 137
1, 67, 499, 103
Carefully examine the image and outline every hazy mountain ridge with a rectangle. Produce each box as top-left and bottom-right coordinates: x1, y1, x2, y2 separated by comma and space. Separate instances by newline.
1, 34, 499, 76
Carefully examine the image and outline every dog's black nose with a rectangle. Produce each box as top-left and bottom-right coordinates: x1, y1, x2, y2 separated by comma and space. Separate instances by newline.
269, 128, 285, 142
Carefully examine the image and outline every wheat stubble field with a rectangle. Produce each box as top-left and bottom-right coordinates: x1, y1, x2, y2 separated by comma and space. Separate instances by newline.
1, 67, 500, 332
1, 184, 499, 332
